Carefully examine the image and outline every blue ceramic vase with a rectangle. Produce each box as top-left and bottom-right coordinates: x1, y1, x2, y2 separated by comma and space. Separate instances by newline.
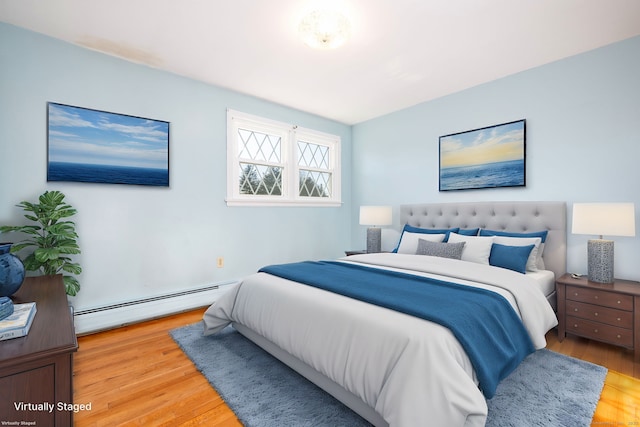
0, 243, 25, 297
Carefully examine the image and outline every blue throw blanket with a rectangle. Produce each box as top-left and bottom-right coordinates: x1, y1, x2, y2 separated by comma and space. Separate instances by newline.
259, 261, 535, 398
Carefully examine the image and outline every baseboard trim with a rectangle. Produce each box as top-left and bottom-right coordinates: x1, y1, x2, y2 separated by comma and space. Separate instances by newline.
73, 281, 237, 335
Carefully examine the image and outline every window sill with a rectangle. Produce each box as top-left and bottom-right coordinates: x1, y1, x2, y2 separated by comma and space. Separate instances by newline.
225, 198, 342, 207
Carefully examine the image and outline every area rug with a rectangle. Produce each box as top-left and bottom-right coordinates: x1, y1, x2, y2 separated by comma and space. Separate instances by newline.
170, 323, 607, 426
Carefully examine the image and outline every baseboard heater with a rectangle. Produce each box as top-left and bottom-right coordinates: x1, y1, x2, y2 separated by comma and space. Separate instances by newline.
73, 281, 236, 335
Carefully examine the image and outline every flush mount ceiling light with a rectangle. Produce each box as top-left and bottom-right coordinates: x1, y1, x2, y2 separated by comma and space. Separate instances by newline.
298, 9, 352, 49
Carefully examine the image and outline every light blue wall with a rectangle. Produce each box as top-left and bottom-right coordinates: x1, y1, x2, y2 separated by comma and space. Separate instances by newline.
0, 23, 352, 311
2, 21, 639, 314
352, 36, 640, 280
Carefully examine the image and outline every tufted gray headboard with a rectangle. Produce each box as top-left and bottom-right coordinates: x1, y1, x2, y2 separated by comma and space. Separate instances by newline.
400, 201, 567, 280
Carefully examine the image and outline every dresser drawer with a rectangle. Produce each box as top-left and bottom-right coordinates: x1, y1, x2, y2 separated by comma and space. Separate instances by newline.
566, 315, 633, 348
566, 300, 633, 328
565, 285, 633, 310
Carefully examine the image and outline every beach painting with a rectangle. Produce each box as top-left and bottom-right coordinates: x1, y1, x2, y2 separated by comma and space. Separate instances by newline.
439, 120, 525, 191
47, 103, 170, 186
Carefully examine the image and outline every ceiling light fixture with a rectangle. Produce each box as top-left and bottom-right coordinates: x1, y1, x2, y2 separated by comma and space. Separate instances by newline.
298, 9, 352, 49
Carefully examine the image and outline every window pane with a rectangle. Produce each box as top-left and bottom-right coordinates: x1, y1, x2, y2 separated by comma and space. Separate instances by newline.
239, 163, 282, 196
228, 110, 340, 206
298, 141, 329, 169
299, 170, 331, 197
238, 129, 281, 163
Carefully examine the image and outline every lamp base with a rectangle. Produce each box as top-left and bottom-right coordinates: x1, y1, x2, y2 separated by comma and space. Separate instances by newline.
366, 227, 382, 253
587, 239, 614, 283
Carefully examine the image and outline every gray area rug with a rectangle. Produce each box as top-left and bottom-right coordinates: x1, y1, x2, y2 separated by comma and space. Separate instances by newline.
170, 323, 607, 426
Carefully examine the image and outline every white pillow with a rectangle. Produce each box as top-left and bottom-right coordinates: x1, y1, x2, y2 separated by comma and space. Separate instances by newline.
447, 233, 495, 264
397, 232, 445, 254
537, 251, 546, 270
492, 236, 542, 272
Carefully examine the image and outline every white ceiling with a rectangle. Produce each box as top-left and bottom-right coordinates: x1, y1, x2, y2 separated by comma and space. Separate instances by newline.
1, 0, 639, 124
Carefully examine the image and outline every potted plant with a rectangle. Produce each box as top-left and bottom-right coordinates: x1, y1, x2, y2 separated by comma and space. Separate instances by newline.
0, 190, 82, 296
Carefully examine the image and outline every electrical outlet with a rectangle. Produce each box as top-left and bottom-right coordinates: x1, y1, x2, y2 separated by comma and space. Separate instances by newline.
217, 257, 224, 268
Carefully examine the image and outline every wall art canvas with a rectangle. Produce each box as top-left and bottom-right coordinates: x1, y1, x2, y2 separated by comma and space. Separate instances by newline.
47, 103, 170, 186
439, 119, 525, 191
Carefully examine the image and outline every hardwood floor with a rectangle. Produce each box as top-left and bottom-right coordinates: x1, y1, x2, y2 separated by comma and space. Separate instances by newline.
73, 308, 239, 427
546, 330, 640, 379
73, 308, 640, 426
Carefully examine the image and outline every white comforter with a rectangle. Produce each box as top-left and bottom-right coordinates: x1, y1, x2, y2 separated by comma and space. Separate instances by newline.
202, 253, 558, 427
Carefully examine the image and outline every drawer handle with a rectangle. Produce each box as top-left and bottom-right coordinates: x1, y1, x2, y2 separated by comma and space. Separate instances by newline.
574, 292, 578, 297
617, 300, 621, 304
594, 312, 598, 316
617, 318, 621, 321
573, 324, 578, 328
594, 329, 599, 333
594, 296, 599, 300
617, 334, 622, 339
574, 308, 578, 312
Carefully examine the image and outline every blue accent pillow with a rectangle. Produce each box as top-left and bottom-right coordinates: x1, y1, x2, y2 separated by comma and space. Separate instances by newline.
489, 243, 535, 274
456, 228, 480, 236
393, 225, 460, 252
479, 229, 548, 243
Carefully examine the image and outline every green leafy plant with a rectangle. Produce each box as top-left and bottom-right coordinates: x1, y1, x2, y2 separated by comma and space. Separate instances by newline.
0, 190, 82, 296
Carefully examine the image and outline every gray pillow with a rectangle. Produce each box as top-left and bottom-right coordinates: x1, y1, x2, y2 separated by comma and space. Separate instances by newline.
416, 239, 466, 260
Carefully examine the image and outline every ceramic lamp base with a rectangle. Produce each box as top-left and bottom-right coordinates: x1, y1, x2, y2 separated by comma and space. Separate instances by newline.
366, 227, 382, 253
587, 239, 614, 283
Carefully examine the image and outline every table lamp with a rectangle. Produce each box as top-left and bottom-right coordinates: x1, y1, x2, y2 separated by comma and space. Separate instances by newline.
572, 203, 635, 283
359, 206, 392, 253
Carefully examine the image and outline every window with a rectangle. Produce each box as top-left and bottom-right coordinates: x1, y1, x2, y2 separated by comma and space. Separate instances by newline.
226, 110, 341, 206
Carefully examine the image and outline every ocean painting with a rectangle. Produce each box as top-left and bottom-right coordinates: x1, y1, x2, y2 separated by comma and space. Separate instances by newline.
47, 103, 170, 186
439, 120, 525, 191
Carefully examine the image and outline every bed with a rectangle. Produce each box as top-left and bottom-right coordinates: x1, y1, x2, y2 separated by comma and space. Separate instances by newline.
203, 201, 566, 427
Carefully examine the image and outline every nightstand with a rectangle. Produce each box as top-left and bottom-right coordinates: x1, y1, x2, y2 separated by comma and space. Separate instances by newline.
344, 250, 390, 256
556, 273, 640, 362
345, 250, 367, 256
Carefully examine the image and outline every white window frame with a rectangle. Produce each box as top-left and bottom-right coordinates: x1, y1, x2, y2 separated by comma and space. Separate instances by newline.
226, 109, 341, 207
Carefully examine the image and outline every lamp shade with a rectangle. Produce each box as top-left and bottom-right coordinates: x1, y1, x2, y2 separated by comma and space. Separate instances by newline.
359, 206, 392, 226
572, 203, 636, 237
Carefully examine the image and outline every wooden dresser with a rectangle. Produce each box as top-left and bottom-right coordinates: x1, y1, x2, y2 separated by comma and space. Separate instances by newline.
556, 273, 640, 362
0, 275, 78, 426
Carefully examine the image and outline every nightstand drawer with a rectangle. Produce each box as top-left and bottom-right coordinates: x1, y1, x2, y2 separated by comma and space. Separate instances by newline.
566, 315, 633, 347
566, 285, 633, 310
566, 300, 633, 328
